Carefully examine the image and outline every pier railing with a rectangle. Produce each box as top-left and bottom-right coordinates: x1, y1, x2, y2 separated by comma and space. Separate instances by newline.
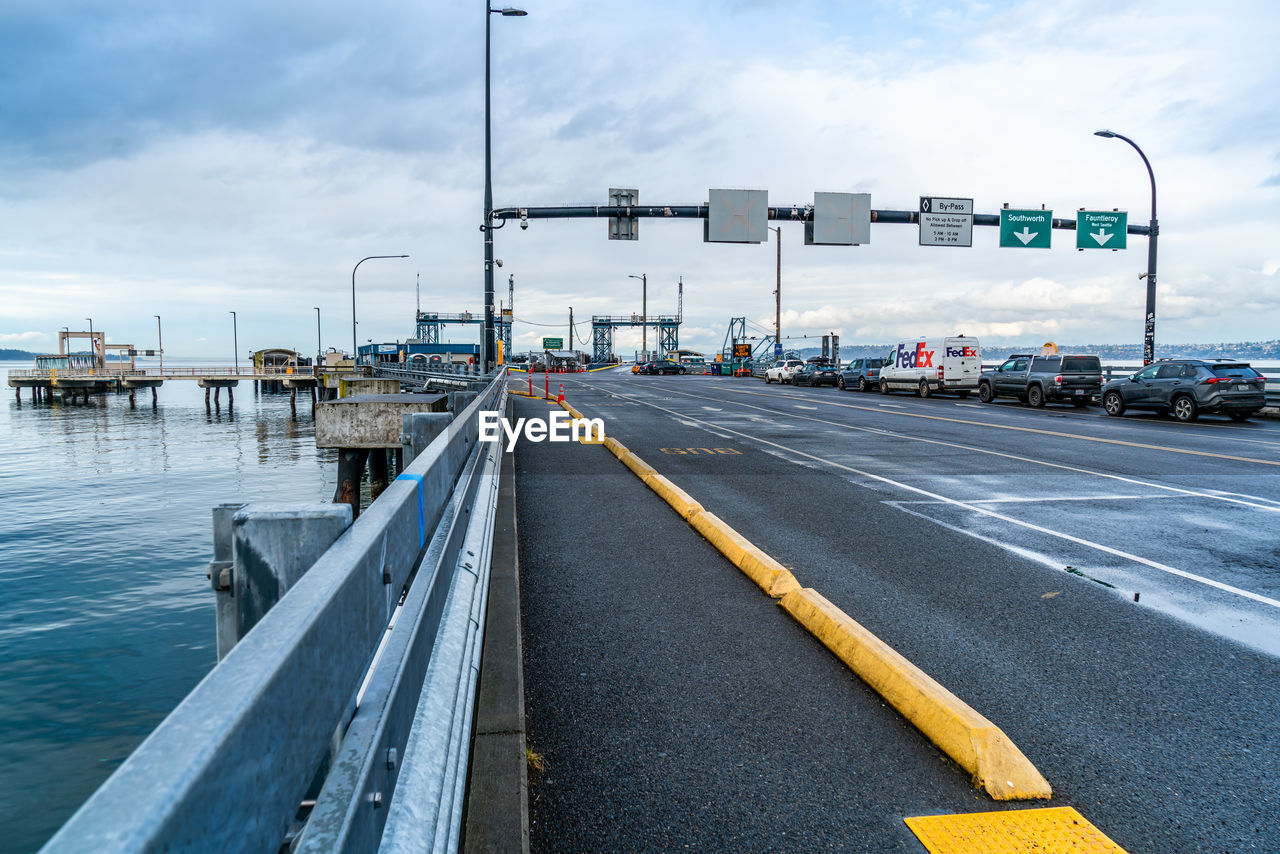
8, 365, 332, 379
43, 372, 508, 853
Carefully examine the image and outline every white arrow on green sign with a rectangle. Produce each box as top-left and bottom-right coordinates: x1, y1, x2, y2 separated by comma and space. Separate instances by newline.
1076, 210, 1128, 250
999, 209, 1052, 248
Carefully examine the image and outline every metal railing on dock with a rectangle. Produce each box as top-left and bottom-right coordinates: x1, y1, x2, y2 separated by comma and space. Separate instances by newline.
43, 372, 508, 853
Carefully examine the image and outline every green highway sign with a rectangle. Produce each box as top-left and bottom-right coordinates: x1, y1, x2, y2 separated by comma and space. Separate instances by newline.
542, 337, 563, 349
1076, 210, 1128, 250
1000, 209, 1052, 248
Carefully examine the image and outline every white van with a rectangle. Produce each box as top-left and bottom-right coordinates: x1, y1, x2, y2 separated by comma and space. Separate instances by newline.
879, 336, 982, 397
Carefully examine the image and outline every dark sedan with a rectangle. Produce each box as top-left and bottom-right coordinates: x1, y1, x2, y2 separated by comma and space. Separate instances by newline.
794, 362, 840, 387
637, 360, 686, 375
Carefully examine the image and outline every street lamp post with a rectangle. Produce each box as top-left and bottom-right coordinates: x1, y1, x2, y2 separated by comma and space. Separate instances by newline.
769, 226, 782, 358
155, 315, 163, 373
483, 4, 528, 373
229, 311, 238, 375
351, 255, 409, 366
1095, 129, 1158, 365
628, 274, 647, 361
314, 307, 322, 370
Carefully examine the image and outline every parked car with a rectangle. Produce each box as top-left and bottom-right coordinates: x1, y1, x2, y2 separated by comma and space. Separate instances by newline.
978, 354, 1103, 407
637, 360, 685, 375
879, 336, 982, 397
1100, 359, 1267, 422
794, 362, 840, 387
839, 358, 885, 392
765, 359, 805, 384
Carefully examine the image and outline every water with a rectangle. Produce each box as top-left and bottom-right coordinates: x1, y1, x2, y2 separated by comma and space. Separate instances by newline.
0, 362, 336, 852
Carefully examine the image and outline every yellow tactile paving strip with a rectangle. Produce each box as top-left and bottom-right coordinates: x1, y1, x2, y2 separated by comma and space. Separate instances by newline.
905, 807, 1128, 853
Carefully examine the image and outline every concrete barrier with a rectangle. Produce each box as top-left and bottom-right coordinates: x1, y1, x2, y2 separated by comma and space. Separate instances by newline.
778, 587, 1052, 801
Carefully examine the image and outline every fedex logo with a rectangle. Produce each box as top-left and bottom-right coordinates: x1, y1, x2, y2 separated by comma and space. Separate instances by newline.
946, 346, 977, 358
895, 343, 935, 368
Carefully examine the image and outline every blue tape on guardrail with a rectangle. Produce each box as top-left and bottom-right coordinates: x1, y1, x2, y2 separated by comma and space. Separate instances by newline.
395, 473, 426, 548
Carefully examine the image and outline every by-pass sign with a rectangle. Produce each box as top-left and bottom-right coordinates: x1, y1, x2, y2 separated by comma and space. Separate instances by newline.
919, 196, 973, 247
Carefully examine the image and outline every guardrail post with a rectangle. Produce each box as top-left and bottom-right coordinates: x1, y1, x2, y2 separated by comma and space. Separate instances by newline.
449, 391, 478, 413
226, 504, 353, 654
210, 502, 245, 660
401, 412, 452, 464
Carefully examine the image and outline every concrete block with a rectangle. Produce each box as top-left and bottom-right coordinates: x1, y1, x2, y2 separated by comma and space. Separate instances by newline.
338, 378, 400, 398
315, 393, 449, 449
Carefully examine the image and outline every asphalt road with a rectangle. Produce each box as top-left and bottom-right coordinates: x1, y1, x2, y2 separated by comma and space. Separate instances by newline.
515, 371, 1280, 853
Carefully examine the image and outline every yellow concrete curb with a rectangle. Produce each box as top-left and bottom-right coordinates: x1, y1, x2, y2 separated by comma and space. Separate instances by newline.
640, 473, 705, 521
686, 511, 801, 598
617, 450, 658, 480
777, 587, 1053, 801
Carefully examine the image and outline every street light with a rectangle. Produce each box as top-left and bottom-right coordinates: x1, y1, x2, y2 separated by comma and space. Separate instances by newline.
628, 274, 647, 361
1095, 129, 1158, 365
229, 311, 238, 375
769, 226, 782, 359
155, 315, 163, 373
314, 307, 322, 370
352, 255, 409, 366
482, 3, 528, 373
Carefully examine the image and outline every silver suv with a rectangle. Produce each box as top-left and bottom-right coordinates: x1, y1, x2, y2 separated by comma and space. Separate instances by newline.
1101, 359, 1267, 422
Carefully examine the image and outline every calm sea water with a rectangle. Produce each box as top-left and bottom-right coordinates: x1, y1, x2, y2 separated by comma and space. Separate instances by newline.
0, 361, 336, 852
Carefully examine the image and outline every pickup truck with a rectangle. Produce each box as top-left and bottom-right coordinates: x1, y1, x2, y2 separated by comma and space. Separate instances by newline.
978, 354, 1103, 408
764, 359, 805, 384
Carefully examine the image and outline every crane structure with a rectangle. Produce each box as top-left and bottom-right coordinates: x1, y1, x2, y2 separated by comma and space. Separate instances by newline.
590, 315, 680, 364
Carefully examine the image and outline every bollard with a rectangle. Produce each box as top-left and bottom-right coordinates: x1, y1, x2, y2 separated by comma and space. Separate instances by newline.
544, 372, 549, 399
528, 371, 532, 395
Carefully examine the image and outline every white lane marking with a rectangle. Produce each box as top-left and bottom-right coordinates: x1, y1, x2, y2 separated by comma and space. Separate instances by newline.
702, 406, 722, 412
795, 404, 818, 410
733, 385, 1280, 453
642, 384, 1280, 515
955, 404, 983, 409
879, 403, 904, 408
893, 494, 1179, 505
578, 383, 1280, 610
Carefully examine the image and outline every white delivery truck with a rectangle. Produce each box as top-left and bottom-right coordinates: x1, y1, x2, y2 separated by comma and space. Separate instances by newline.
879, 336, 982, 397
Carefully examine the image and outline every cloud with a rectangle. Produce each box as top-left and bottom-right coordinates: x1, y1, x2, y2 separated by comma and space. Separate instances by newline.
3, 1, 1280, 356
0, 331, 48, 346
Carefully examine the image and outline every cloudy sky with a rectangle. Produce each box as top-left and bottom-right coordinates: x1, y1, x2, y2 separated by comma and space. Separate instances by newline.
2, 0, 1278, 359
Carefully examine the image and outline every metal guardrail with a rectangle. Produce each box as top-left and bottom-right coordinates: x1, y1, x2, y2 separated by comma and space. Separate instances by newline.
374, 363, 494, 391
43, 374, 508, 853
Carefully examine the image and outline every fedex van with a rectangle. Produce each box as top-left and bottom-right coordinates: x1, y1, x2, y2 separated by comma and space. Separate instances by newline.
879, 336, 982, 398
